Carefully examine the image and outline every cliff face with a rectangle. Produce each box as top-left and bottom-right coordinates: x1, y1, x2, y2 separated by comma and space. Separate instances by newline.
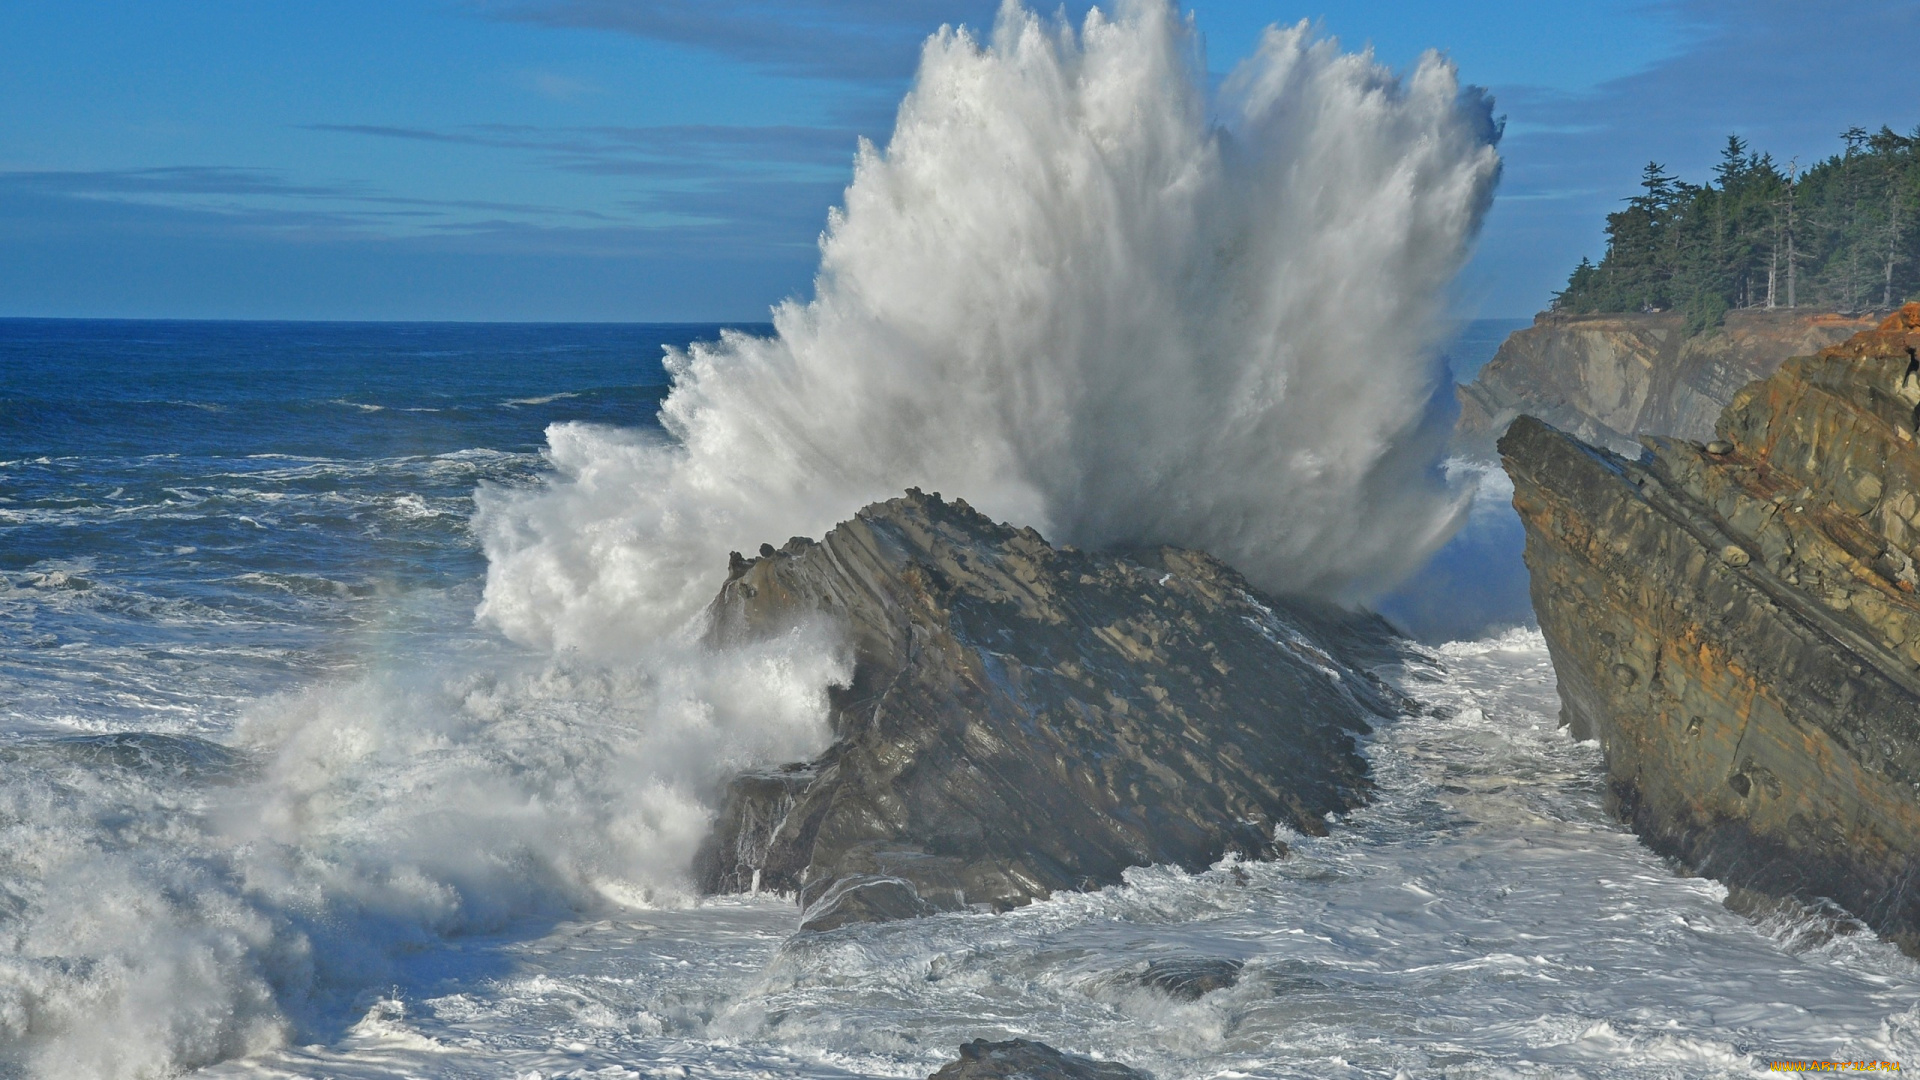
1500, 304, 1920, 951
694, 490, 1402, 930
1459, 310, 1877, 459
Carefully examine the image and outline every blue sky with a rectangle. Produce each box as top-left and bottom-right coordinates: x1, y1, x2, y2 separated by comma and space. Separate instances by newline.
1, 0, 1914, 321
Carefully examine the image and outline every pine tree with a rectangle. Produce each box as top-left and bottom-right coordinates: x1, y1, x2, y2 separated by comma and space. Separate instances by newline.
1555, 125, 1920, 329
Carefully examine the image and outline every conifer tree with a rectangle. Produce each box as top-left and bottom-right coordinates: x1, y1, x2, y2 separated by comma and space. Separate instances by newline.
1554, 124, 1920, 329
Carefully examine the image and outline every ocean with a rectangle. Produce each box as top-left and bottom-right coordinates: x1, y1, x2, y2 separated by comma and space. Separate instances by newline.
2, 318, 1915, 1079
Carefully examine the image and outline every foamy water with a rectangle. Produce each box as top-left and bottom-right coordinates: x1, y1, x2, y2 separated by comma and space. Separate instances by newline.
6, 4, 1909, 1078
192, 631, 1920, 1080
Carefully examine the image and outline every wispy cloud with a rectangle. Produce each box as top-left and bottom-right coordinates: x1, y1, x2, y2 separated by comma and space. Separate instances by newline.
476, 0, 1004, 81
0, 181, 817, 319
0, 110, 868, 272
0, 172, 417, 240
0, 168, 822, 261
516, 69, 602, 100
0, 129, 852, 259
622, 175, 848, 245
0, 166, 621, 235
305, 123, 476, 144
305, 120, 858, 176
2, 166, 350, 200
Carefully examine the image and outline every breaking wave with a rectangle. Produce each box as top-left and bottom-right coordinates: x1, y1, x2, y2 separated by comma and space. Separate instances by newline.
477, 0, 1502, 654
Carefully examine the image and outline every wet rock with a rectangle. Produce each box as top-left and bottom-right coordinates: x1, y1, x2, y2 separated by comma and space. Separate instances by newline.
694, 490, 1403, 925
1455, 309, 1875, 460
701, 765, 816, 896
1136, 957, 1242, 1000
797, 875, 936, 931
1499, 305, 1920, 954
929, 1039, 1151, 1080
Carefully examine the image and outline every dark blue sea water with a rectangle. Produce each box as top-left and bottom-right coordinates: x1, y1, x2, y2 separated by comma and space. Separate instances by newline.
1441, 316, 1529, 383
0, 320, 757, 735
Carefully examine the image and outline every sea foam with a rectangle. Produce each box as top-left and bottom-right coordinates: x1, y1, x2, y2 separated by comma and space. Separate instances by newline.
476, 0, 1502, 656
0, 630, 844, 1078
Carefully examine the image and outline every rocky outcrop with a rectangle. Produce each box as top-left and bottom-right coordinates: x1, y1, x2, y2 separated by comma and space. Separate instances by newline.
694, 490, 1402, 931
929, 1039, 1150, 1080
1500, 304, 1920, 952
1458, 309, 1877, 459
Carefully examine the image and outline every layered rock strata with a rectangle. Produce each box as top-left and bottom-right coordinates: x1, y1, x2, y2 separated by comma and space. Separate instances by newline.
1458, 309, 1876, 459
1500, 304, 1920, 951
694, 490, 1402, 930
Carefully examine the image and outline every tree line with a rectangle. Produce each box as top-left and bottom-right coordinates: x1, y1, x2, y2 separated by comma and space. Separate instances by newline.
1553, 126, 1920, 333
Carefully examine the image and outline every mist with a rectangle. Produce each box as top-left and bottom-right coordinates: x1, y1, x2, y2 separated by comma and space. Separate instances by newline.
477, 0, 1503, 656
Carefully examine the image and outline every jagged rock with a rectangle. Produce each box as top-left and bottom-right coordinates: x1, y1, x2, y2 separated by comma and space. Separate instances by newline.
929, 1039, 1151, 1080
1135, 957, 1242, 999
1456, 309, 1876, 459
693, 490, 1402, 928
1499, 305, 1920, 953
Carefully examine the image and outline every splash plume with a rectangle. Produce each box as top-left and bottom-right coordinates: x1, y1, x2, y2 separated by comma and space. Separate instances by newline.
478, 0, 1502, 654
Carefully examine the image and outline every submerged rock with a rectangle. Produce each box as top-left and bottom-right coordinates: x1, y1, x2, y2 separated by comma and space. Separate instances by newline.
694, 490, 1403, 929
1135, 956, 1242, 999
929, 1039, 1151, 1080
1456, 309, 1876, 460
1500, 304, 1920, 953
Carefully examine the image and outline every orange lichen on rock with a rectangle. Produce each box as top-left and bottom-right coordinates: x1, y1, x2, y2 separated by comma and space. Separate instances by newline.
1817, 302, 1920, 360
1500, 319, 1920, 954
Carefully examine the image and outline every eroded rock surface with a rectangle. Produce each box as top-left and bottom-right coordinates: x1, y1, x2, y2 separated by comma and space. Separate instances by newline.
1458, 309, 1875, 459
929, 1039, 1150, 1080
1500, 304, 1920, 952
694, 490, 1402, 930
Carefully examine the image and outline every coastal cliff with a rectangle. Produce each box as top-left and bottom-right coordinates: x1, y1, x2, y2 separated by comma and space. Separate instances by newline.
1459, 310, 1876, 459
1500, 305, 1920, 951
694, 490, 1403, 930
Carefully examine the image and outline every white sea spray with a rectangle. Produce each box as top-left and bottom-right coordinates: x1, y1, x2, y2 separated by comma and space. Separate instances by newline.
475, 0, 1502, 656
0, 628, 845, 1078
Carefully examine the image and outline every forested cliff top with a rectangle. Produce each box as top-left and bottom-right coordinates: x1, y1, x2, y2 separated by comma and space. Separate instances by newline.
1554, 127, 1919, 333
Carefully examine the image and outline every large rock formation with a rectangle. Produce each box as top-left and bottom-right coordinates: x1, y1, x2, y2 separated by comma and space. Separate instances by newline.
1458, 309, 1877, 459
694, 490, 1402, 931
1500, 304, 1920, 952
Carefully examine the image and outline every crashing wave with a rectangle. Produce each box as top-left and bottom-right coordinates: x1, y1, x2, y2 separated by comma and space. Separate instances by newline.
477, 0, 1502, 656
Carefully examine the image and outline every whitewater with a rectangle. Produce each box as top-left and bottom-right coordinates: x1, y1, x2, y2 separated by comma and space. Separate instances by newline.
2, 3, 1916, 1077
